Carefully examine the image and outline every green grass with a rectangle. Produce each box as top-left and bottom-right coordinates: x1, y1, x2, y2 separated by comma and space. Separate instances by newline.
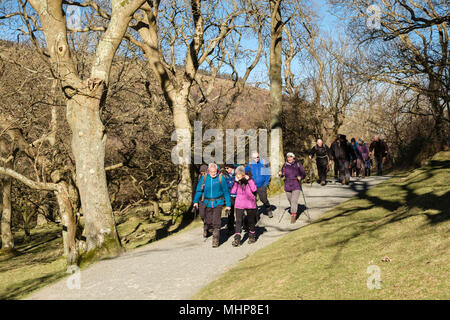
193, 151, 450, 300
0, 209, 201, 300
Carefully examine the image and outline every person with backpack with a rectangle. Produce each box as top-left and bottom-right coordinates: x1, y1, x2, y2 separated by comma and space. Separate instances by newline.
278, 152, 306, 224
369, 135, 388, 175
330, 134, 357, 185
308, 139, 332, 186
223, 164, 237, 235
350, 138, 360, 177
193, 163, 231, 247
356, 139, 370, 178
230, 166, 258, 246
245, 152, 273, 218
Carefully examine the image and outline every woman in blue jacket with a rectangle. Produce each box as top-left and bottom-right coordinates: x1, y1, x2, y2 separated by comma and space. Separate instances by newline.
193, 163, 231, 247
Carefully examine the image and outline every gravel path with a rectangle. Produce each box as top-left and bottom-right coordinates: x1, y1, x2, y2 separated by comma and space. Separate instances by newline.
27, 176, 390, 300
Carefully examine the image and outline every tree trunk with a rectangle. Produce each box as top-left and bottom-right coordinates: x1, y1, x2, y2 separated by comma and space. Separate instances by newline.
269, 0, 284, 178
66, 95, 122, 255
171, 86, 193, 207
55, 182, 78, 264
0, 176, 14, 252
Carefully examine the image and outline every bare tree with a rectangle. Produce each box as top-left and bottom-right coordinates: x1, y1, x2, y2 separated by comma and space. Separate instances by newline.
1, 0, 150, 259
332, 0, 449, 147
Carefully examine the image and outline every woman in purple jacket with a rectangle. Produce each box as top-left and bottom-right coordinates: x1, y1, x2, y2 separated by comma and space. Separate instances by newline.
230, 166, 258, 246
356, 139, 370, 178
278, 152, 306, 224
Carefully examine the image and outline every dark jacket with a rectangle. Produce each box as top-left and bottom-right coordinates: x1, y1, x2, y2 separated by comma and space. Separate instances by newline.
331, 140, 357, 162
369, 140, 388, 157
309, 144, 332, 163
280, 160, 306, 192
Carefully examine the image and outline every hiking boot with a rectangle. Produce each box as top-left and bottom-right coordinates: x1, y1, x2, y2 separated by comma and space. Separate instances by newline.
203, 225, 210, 238
291, 214, 296, 224
341, 178, 347, 185
212, 230, 220, 248
320, 180, 326, 186
248, 232, 256, 244
232, 235, 241, 247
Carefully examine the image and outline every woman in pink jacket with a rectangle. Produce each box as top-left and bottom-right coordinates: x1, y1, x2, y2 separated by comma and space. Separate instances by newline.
230, 166, 258, 247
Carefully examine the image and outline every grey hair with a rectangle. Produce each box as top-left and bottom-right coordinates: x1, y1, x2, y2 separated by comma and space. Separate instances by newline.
235, 165, 246, 176
208, 163, 218, 171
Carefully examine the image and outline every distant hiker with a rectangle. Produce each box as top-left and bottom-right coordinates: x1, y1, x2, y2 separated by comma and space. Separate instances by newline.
308, 139, 332, 186
331, 136, 340, 180
350, 138, 359, 177
193, 164, 208, 222
278, 152, 306, 224
330, 134, 357, 185
245, 152, 273, 218
193, 163, 231, 248
230, 166, 258, 246
356, 139, 370, 178
223, 164, 237, 235
369, 135, 388, 176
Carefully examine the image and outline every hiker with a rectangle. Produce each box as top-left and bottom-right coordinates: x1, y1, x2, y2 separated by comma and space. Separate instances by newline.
193, 163, 231, 248
230, 166, 258, 246
331, 136, 340, 180
308, 138, 332, 185
245, 151, 273, 218
356, 139, 370, 178
369, 135, 388, 176
330, 134, 357, 185
278, 152, 306, 224
223, 164, 237, 235
350, 138, 360, 177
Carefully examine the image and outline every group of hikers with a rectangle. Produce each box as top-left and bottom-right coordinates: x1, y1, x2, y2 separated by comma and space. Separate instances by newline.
192, 134, 388, 248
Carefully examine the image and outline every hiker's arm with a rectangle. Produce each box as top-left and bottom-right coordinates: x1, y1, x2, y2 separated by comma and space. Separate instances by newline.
193, 176, 204, 204
248, 179, 257, 193
308, 146, 316, 159
299, 162, 306, 180
230, 182, 238, 195
222, 177, 232, 208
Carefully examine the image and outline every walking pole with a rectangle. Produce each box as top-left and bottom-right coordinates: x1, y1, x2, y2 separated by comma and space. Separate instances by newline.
299, 181, 311, 222
278, 177, 285, 223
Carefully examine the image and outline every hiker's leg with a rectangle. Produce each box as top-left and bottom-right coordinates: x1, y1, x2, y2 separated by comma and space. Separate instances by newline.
377, 156, 383, 175
234, 208, 244, 235
290, 190, 300, 216
257, 186, 272, 217
204, 207, 213, 236
338, 160, 346, 182
199, 201, 206, 221
285, 191, 292, 213
212, 205, 223, 247
227, 197, 235, 232
344, 160, 351, 182
318, 160, 327, 182
247, 209, 258, 243
247, 209, 257, 232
